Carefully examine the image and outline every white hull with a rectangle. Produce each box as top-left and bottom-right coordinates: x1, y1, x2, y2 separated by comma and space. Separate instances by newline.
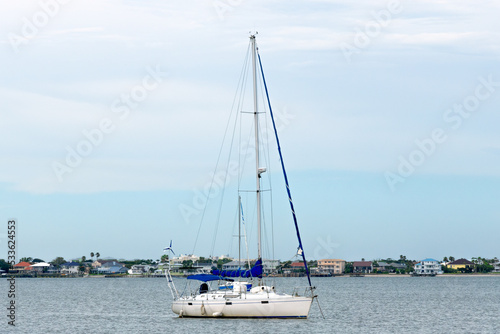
172, 291, 312, 318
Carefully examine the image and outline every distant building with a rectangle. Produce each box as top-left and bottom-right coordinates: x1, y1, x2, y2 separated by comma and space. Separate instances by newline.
222, 261, 247, 271
99, 266, 128, 274
262, 259, 280, 274
13, 261, 32, 272
318, 259, 345, 274
60, 262, 80, 274
172, 254, 200, 264
213, 255, 233, 261
414, 258, 443, 275
447, 259, 474, 271
219, 259, 279, 274
97, 261, 127, 274
376, 262, 406, 273
492, 261, 500, 273
29, 262, 53, 273
353, 261, 373, 273
92, 260, 118, 269
290, 262, 306, 272
128, 264, 152, 275
193, 262, 214, 273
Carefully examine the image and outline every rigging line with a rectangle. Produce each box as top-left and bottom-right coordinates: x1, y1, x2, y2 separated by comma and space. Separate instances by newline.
260, 194, 270, 260
192, 42, 251, 257
237, 45, 251, 190
315, 297, 326, 319
255, 105, 270, 262
257, 51, 313, 288
238, 117, 256, 186
210, 81, 242, 258
260, 80, 276, 263
239, 199, 251, 268
211, 43, 251, 257
255, 79, 274, 264
228, 203, 241, 257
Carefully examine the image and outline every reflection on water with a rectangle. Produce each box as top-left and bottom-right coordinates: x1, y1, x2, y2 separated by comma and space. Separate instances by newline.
1, 276, 499, 333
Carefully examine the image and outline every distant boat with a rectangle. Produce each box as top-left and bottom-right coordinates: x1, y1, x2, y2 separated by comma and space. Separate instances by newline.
166, 34, 316, 318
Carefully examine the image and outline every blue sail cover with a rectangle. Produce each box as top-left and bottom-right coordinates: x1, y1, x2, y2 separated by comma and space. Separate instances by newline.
212, 259, 263, 278
187, 274, 234, 282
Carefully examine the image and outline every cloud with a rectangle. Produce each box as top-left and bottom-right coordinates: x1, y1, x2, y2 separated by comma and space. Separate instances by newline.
1, 0, 499, 195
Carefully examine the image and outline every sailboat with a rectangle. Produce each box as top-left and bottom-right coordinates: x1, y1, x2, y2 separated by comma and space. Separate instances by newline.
167, 34, 316, 318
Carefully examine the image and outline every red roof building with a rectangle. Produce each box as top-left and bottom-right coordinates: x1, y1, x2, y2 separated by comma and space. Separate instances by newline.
290, 262, 305, 267
14, 262, 32, 271
353, 261, 373, 273
290, 262, 306, 271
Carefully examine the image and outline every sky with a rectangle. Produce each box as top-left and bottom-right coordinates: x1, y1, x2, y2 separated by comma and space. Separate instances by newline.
0, 0, 499, 263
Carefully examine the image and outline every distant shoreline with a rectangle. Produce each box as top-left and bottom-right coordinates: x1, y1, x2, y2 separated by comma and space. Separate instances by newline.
341, 273, 500, 278
3, 273, 499, 278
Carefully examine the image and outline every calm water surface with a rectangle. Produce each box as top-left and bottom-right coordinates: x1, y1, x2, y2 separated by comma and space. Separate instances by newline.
1, 276, 499, 333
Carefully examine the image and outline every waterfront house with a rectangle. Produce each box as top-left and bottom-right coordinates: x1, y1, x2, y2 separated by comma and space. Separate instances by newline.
376, 262, 406, 273
60, 261, 80, 274
96, 261, 126, 274
128, 264, 152, 275
414, 258, 443, 275
446, 258, 475, 271
353, 261, 373, 273
102, 261, 125, 268
318, 259, 345, 274
167, 262, 184, 273
222, 260, 248, 271
193, 262, 214, 273
99, 265, 128, 274
262, 259, 280, 274
92, 259, 112, 269
492, 261, 500, 273
172, 254, 201, 265
290, 261, 306, 272
29, 262, 53, 273
13, 261, 32, 272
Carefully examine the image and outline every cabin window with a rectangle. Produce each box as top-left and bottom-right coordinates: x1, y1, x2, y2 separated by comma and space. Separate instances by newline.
200, 283, 208, 294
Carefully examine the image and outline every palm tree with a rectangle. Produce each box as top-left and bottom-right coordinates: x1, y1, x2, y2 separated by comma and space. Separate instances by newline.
89, 252, 95, 274
95, 252, 101, 275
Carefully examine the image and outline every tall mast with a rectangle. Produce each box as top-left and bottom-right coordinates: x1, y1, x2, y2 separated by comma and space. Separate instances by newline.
250, 34, 262, 263
238, 195, 241, 272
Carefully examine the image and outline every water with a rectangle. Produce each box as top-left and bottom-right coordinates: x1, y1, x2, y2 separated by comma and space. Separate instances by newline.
1, 276, 499, 333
